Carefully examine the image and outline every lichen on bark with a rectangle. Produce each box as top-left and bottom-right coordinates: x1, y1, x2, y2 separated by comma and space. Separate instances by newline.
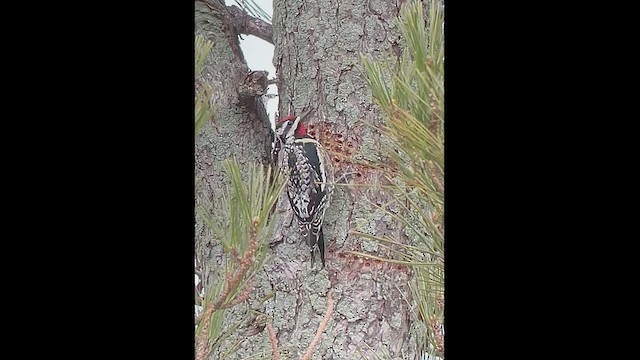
196, 0, 432, 358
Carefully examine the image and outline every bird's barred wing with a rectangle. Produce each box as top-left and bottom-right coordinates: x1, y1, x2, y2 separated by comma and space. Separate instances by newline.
287, 138, 333, 223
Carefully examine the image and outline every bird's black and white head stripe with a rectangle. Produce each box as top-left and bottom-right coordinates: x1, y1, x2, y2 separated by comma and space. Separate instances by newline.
275, 115, 301, 144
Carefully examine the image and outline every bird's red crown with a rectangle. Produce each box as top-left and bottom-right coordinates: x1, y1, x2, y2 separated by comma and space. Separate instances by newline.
277, 115, 307, 137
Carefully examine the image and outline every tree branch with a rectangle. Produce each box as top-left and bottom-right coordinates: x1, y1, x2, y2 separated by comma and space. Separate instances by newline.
226, 5, 273, 44
238, 70, 270, 101
195, 217, 259, 360
301, 289, 334, 360
266, 323, 279, 360
197, 0, 273, 44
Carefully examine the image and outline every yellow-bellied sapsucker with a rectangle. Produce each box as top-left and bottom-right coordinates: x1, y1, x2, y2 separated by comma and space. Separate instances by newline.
275, 111, 333, 268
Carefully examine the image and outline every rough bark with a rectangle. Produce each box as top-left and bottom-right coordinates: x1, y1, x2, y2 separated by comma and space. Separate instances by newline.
197, 0, 429, 359
265, 1, 418, 358
195, 1, 273, 293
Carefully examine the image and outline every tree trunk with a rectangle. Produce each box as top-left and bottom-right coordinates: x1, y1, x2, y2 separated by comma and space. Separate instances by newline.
195, 1, 273, 270
196, 0, 426, 358
267, 0, 418, 358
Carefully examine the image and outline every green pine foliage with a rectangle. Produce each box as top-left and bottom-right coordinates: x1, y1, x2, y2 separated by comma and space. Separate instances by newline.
195, 160, 287, 359
357, 0, 444, 357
